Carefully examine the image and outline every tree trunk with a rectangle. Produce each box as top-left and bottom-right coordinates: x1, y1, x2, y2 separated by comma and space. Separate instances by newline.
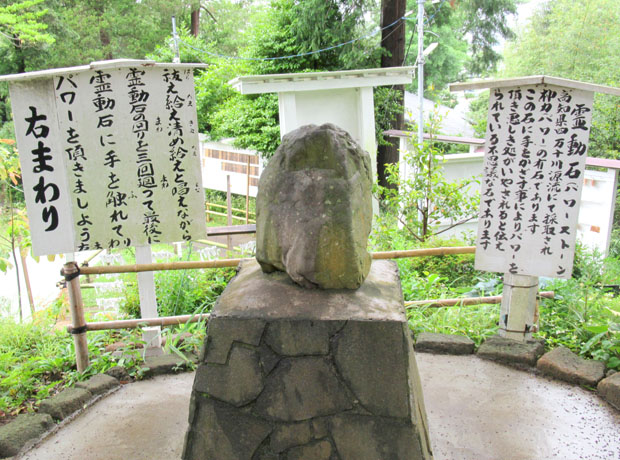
377, 0, 407, 190
191, 9, 200, 37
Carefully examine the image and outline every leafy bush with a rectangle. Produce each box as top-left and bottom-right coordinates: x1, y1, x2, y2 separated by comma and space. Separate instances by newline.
0, 318, 143, 416
120, 267, 235, 318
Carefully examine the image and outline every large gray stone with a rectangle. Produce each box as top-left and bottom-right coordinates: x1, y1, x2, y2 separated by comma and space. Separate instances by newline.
213, 259, 405, 322
331, 414, 427, 460
38, 388, 92, 421
204, 317, 266, 364
286, 440, 333, 460
597, 372, 620, 410
269, 422, 313, 453
256, 123, 373, 290
264, 320, 342, 356
141, 352, 197, 377
254, 357, 352, 421
415, 332, 475, 355
333, 321, 410, 418
194, 345, 264, 406
183, 396, 272, 460
75, 373, 119, 395
537, 346, 606, 387
0, 413, 54, 458
477, 335, 544, 368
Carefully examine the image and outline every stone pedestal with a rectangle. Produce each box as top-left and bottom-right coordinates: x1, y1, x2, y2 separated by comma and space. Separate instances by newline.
183, 260, 433, 460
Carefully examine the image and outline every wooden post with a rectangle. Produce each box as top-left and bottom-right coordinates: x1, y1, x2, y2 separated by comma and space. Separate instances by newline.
246, 157, 251, 224
206, 202, 210, 223
135, 246, 162, 356
19, 250, 35, 316
63, 261, 89, 372
499, 273, 539, 341
226, 175, 233, 256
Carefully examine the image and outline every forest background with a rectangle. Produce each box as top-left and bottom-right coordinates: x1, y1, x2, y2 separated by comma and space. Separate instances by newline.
0, 0, 619, 416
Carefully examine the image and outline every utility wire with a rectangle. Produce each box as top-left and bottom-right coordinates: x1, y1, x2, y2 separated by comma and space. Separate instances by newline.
179, 14, 407, 62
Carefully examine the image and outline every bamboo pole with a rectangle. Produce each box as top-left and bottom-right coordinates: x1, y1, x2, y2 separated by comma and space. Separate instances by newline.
226, 175, 233, 256
372, 246, 476, 259
72, 247, 477, 276
19, 251, 35, 316
75, 257, 246, 275
405, 291, 555, 309
205, 201, 256, 217
206, 203, 210, 223
67, 313, 211, 332
63, 262, 89, 372
206, 209, 255, 223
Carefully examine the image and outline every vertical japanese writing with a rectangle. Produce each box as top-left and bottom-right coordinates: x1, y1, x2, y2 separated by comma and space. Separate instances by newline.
89, 70, 130, 249
24, 106, 59, 232
57, 75, 93, 250
476, 84, 593, 278
127, 68, 161, 244
162, 68, 192, 241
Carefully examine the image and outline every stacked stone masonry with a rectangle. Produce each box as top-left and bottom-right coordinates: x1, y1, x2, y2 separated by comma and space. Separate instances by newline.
183, 260, 433, 460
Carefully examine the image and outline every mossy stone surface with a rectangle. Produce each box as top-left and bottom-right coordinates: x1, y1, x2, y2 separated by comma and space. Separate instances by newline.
256, 123, 372, 290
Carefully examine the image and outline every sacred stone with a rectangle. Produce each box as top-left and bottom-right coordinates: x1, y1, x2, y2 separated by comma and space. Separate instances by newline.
182, 259, 433, 460
256, 123, 373, 289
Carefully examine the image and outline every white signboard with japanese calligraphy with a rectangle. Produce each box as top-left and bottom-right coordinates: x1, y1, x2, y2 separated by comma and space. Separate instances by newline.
9, 62, 207, 256
476, 84, 594, 278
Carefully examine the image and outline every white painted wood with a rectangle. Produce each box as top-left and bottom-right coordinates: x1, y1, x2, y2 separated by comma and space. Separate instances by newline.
499, 273, 539, 341
229, 66, 415, 94
9, 80, 75, 256
0, 60, 207, 82
475, 84, 594, 279
277, 92, 299, 137
8, 62, 208, 255
450, 75, 620, 96
135, 245, 161, 351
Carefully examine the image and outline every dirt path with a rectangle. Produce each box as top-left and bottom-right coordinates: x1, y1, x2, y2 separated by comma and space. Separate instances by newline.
18, 354, 620, 460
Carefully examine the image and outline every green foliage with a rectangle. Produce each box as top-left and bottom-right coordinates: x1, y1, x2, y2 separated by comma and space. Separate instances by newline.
0, 0, 54, 46
466, 90, 489, 138
120, 267, 235, 318
376, 111, 480, 242
536, 247, 620, 370
208, 93, 281, 157
502, 0, 620, 157
0, 318, 144, 415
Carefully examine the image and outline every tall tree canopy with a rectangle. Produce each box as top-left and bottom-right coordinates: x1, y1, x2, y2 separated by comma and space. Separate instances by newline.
501, 0, 620, 156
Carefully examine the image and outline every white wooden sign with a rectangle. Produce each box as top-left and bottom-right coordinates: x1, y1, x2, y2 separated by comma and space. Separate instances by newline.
8, 62, 207, 256
476, 84, 594, 278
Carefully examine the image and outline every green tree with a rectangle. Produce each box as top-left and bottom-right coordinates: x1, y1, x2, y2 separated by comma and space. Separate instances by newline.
376, 111, 480, 242
502, 0, 620, 157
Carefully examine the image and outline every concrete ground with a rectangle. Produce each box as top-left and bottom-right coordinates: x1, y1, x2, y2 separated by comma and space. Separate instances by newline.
18, 354, 620, 460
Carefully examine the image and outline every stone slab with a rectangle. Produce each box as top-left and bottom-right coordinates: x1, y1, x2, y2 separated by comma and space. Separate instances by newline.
597, 372, 620, 410
142, 352, 197, 378
104, 366, 130, 382
212, 259, 405, 322
0, 413, 54, 458
331, 413, 424, 460
204, 317, 266, 364
264, 320, 340, 356
537, 346, 606, 387
254, 357, 353, 421
183, 396, 272, 460
415, 332, 475, 355
286, 439, 333, 460
477, 335, 544, 368
194, 346, 264, 406
333, 321, 409, 418
75, 374, 119, 395
38, 388, 92, 421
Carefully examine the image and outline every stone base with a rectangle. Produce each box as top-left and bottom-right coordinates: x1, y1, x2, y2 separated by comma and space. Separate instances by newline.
183, 260, 433, 460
